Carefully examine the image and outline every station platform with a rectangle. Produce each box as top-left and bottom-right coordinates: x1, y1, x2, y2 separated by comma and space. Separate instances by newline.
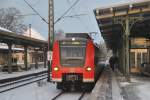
0, 67, 47, 80
88, 66, 150, 100
88, 67, 124, 100
117, 72, 150, 100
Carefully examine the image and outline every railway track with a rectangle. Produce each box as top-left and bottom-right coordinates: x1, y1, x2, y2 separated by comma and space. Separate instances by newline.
0, 72, 47, 93
51, 91, 86, 100
51, 91, 64, 100
78, 92, 85, 100
0, 70, 47, 84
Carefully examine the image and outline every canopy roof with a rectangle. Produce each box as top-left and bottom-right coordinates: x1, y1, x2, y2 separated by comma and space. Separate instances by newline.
0, 28, 47, 48
94, 0, 150, 49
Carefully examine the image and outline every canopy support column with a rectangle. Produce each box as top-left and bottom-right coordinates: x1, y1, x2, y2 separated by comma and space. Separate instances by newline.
24, 46, 28, 71
125, 15, 130, 81
34, 48, 38, 69
43, 47, 47, 68
7, 43, 12, 73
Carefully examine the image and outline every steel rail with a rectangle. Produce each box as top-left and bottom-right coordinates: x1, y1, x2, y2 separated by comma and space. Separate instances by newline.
0, 73, 47, 87
0, 75, 47, 93
78, 92, 85, 100
51, 91, 64, 100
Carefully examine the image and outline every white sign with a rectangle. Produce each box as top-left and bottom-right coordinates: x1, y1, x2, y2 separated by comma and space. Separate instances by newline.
47, 51, 53, 61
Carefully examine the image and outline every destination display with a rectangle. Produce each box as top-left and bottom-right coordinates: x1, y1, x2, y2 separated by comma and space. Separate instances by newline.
60, 40, 86, 45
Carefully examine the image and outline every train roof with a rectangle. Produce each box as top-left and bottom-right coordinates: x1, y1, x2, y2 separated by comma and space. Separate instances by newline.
58, 37, 88, 41
65, 33, 91, 39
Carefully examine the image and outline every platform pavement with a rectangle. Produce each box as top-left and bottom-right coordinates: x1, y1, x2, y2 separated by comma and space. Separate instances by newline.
88, 67, 124, 100
0, 67, 47, 80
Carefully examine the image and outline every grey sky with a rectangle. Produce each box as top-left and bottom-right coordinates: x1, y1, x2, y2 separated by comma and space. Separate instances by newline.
0, 0, 133, 43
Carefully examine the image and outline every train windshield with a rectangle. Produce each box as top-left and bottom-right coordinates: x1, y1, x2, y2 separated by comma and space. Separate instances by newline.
60, 41, 86, 67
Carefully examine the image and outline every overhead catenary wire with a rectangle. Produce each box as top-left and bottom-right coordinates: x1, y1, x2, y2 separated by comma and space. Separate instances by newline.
75, 0, 99, 39
23, 0, 48, 24
66, 0, 91, 32
15, 13, 37, 16
22, 0, 94, 33
61, 14, 88, 19
54, 0, 81, 24
23, 0, 82, 25
80, 1, 97, 31
67, 0, 100, 44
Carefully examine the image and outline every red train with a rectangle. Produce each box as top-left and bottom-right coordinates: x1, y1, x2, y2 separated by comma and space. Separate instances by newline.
51, 33, 102, 91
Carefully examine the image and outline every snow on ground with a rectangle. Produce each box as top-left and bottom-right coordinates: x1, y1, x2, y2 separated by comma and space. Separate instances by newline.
0, 66, 89, 100
0, 81, 89, 100
120, 82, 131, 87
0, 81, 58, 100
131, 76, 150, 100
137, 82, 150, 100
0, 67, 47, 80
119, 76, 150, 100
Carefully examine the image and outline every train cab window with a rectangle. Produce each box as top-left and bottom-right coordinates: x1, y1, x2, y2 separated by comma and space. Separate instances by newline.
60, 41, 86, 67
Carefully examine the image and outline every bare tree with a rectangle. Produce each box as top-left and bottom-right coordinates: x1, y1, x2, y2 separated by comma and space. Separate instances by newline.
0, 7, 27, 34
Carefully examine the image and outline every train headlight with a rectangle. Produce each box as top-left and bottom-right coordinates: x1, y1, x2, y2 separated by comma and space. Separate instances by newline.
54, 67, 59, 71
86, 67, 92, 71
72, 37, 75, 41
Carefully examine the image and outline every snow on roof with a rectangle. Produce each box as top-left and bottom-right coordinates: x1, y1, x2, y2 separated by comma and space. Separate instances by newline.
23, 28, 46, 41
0, 43, 24, 51
0, 26, 12, 33
96, 0, 149, 10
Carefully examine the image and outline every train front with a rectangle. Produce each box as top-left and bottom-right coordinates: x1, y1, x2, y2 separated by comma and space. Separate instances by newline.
51, 38, 95, 90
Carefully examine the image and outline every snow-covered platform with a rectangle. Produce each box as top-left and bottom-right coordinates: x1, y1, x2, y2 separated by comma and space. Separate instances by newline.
88, 67, 123, 100
116, 71, 150, 100
89, 67, 150, 100
0, 67, 47, 80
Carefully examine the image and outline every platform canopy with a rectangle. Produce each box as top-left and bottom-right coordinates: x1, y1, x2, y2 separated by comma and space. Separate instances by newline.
0, 28, 47, 48
94, 0, 150, 49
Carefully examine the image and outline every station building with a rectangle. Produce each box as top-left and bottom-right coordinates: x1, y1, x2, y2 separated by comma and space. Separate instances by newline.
0, 27, 47, 72
94, 0, 150, 76
0, 28, 45, 65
